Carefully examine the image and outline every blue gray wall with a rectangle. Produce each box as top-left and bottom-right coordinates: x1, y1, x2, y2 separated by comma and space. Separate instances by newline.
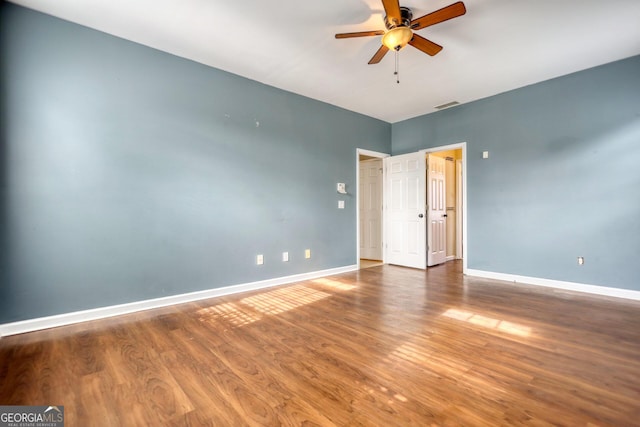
2, 3, 638, 325
0, 3, 390, 323
393, 55, 640, 291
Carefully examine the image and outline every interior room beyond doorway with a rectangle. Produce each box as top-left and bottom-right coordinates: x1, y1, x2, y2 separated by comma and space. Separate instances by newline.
430, 148, 463, 263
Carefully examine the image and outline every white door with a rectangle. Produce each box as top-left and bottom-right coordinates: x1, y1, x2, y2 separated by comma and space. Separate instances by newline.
384, 152, 426, 269
359, 159, 383, 260
427, 155, 447, 266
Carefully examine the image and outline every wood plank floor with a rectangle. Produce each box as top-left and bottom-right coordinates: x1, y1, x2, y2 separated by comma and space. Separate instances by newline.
1, 262, 639, 426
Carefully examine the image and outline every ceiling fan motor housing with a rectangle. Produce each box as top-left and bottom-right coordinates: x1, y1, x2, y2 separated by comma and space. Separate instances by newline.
385, 7, 413, 30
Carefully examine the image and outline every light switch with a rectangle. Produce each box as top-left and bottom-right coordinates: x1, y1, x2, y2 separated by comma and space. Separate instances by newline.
256, 254, 264, 265
482, 151, 489, 159
282, 252, 289, 262
338, 200, 345, 209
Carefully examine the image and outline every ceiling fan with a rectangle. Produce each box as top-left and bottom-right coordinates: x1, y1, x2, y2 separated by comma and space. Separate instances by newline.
335, 0, 466, 65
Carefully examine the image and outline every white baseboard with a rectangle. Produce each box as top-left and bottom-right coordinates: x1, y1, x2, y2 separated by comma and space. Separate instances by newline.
466, 269, 640, 301
0, 264, 358, 337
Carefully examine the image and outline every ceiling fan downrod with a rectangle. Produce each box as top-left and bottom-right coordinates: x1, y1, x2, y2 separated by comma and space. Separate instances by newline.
385, 6, 413, 31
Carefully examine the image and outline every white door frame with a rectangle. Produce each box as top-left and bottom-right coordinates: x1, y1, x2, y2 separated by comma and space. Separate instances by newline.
423, 142, 468, 272
456, 159, 463, 260
356, 149, 389, 268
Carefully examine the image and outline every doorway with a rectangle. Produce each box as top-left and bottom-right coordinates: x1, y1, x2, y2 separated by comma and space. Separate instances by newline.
423, 143, 466, 270
428, 148, 463, 265
356, 143, 467, 272
357, 149, 388, 269
369, 142, 466, 272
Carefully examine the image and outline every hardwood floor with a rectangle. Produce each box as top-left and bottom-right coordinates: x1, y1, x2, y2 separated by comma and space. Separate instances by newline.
1, 262, 639, 426
359, 259, 384, 269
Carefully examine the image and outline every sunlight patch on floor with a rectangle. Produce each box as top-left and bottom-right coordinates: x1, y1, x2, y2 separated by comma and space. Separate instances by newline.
241, 285, 331, 315
311, 277, 357, 291
197, 284, 333, 328
196, 303, 262, 327
442, 308, 532, 337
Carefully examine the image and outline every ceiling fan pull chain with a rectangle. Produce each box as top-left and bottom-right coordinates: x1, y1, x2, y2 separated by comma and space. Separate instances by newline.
395, 49, 400, 84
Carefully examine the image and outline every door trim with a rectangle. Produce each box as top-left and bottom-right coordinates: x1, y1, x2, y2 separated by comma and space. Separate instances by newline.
356, 149, 389, 269
456, 159, 463, 260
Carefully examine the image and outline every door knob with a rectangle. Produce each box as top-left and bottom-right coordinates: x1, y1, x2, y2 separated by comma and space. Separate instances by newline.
418, 214, 424, 218
443, 214, 448, 217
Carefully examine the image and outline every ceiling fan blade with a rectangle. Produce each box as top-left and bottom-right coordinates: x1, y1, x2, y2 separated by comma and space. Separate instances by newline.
335, 30, 385, 39
381, 0, 402, 26
368, 45, 389, 64
411, 1, 466, 31
409, 34, 443, 56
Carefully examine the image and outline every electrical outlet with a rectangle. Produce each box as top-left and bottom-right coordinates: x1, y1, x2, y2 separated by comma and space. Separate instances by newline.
282, 252, 289, 262
338, 200, 345, 209
256, 254, 264, 265
577, 256, 584, 265
305, 249, 311, 259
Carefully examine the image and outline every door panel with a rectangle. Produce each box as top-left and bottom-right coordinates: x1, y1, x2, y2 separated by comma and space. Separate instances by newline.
384, 152, 426, 269
427, 155, 447, 266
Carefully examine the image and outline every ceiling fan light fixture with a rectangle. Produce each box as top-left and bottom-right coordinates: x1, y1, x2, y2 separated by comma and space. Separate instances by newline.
382, 26, 413, 51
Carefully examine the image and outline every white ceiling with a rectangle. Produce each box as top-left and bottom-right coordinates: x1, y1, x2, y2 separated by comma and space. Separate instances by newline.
9, 0, 640, 123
